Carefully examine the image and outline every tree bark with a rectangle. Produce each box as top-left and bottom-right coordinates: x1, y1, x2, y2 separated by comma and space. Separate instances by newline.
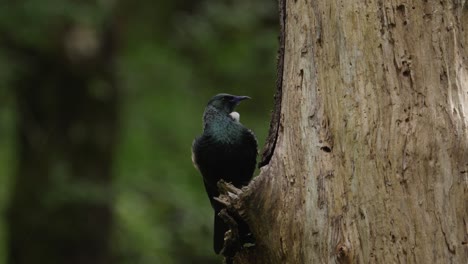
226, 0, 468, 263
6, 10, 120, 264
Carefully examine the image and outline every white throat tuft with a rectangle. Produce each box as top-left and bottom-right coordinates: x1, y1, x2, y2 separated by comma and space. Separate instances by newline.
229, 111, 240, 122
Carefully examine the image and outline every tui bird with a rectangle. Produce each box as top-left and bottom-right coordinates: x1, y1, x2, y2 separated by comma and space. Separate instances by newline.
192, 93, 257, 254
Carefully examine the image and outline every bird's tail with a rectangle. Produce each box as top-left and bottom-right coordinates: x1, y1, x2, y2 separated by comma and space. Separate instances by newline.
213, 213, 227, 254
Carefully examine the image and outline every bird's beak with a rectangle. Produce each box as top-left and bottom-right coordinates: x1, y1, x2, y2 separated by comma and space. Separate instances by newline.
231, 95, 251, 105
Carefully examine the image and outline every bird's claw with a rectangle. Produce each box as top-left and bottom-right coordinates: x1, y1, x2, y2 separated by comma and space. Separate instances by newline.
217, 180, 242, 195
214, 196, 229, 207
218, 209, 242, 262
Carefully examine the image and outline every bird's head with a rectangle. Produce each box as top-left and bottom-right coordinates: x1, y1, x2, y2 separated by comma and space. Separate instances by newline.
207, 93, 251, 114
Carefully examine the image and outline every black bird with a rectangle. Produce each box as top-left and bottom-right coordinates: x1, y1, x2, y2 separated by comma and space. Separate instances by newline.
192, 93, 257, 254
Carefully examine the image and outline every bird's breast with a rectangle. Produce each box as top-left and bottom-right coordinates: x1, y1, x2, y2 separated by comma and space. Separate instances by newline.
193, 137, 256, 188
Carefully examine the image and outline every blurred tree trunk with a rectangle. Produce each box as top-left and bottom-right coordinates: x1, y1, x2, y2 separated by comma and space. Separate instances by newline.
227, 0, 468, 263
5, 9, 120, 264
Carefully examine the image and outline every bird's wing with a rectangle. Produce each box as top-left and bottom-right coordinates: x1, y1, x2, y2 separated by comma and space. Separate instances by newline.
236, 128, 258, 184
244, 128, 258, 155
202, 178, 222, 210
191, 137, 200, 171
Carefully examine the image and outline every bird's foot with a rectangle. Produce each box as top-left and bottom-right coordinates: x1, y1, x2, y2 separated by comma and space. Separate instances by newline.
218, 209, 241, 258
215, 180, 255, 261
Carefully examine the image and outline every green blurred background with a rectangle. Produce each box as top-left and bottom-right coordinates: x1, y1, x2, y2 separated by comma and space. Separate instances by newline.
0, 0, 277, 263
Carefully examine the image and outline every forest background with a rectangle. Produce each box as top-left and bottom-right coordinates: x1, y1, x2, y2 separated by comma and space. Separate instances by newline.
0, 1, 278, 263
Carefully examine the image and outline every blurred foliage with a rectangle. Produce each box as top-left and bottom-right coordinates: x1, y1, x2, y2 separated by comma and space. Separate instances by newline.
0, 0, 277, 263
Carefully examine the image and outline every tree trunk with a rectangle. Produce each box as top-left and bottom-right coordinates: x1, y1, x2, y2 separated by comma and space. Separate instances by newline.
226, 0, 468, 263
6, 12, 120, 264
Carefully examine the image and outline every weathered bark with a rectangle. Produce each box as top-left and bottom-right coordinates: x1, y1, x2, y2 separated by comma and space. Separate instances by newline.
6, 13, 120, 264
224, 0, 468, 263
